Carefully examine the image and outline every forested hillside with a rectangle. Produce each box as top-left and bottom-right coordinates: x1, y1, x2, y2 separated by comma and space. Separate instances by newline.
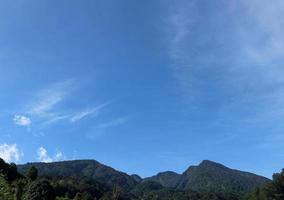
13, 159, 271, 200
244, 168, 284, 200
0, 157, 277, 199
18, 160, 137, 191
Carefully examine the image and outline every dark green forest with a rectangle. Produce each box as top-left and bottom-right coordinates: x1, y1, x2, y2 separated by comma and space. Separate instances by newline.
0, 158, 280, 200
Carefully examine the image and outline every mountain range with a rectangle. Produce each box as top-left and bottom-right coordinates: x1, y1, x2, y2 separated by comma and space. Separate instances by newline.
17, 159, 270, 199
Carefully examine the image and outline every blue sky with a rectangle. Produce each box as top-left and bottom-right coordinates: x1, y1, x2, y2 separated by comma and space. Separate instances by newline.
0, 0, 283, 178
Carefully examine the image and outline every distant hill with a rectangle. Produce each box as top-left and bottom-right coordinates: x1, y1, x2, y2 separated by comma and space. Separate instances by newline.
144, 171, 181, 188
18, 160, 138, 191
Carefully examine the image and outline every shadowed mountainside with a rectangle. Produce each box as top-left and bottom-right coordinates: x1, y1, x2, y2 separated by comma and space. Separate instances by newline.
144, 171, 181, 188
18, 160, 138, 191
17, 159, 270, 199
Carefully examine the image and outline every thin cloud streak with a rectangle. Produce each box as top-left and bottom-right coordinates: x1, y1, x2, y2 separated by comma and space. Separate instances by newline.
70, 103, 109, 123
27, 80, 73, 117
15, 80, 110, 129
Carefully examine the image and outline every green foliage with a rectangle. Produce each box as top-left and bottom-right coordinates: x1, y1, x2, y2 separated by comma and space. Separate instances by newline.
0, 158, 22, 181
25, 179, 56, 200
176, 160, 269, 198
74, 191, 93, 200
266, 170, 284, 199
244, 169, 284, 200
0, 175, 14, 200
56, 197, 70, 200
26, 166, 38, 181
18, 160, 138, 191
144, 171, 180, 188
0, 158, 277, 200
44, 175, 108, 199
13, 179, 27, 200
130, 181, 233, 200
131, 181, 164, 197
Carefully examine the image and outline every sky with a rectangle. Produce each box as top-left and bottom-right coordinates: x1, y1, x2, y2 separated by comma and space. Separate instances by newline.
0, 0, 283, 178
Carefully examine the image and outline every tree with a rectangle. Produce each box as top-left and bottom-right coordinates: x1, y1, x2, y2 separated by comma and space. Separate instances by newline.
9, 163, 19, 181
25, 180, 55, 200
14, 179, 26, 200
245, 169, 284, 200
27, 166, 38, 181
265, 169, 284, 200
74, 191, 91, 200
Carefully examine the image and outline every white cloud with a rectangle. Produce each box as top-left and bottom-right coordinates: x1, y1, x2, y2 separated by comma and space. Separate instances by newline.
37, 146, 65, 163
0, 144, 22, 163
24, 81, 74, 127
13, 115, 31, 126
37, 147, 52, 162
40, 115, 69, 127
28, 81, 72, 117
70, 103, 108, 123
23, 80, 110, 128
54, 152, 64, 160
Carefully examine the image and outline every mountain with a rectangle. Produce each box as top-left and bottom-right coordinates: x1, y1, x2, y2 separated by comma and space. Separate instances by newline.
176, 160, 270, 197
143, 160, 269, 198
17, 160, 138, 191
143, 171, 181, 188
131, 174, 143, 182
0, 157, 276, 200
17, 159, 270, 199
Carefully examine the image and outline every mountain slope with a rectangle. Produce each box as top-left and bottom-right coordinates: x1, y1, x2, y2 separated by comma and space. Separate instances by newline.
143, 160, 269, 198
17, 159, 270, 199
144, 171, 181, 188
17, 160, 137, 191
131, 174, 143, 183
176, 160, 270, 197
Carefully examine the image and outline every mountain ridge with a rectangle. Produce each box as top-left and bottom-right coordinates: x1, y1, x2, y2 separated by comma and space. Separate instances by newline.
17, 159, 270, 198
18, 159, 138, 191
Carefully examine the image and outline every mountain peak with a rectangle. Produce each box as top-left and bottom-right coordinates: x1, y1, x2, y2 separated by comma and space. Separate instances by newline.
199, 160, 226, 168
156, 171, 180, 176
144, 171, 181, 188
176, 160, 270, 194
131, 174, 143, 182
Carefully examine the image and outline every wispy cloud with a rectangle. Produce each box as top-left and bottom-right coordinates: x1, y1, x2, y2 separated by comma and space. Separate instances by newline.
168, 0, 196, 62
164, 0, 284, 152
13, 80, 110, 129
27, 80, 72, 117
241, 0, 284, 64
0, 143, 22, 163
37, 146, 64, 163
166, 0, 284, 120
70, 103, 108, 123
